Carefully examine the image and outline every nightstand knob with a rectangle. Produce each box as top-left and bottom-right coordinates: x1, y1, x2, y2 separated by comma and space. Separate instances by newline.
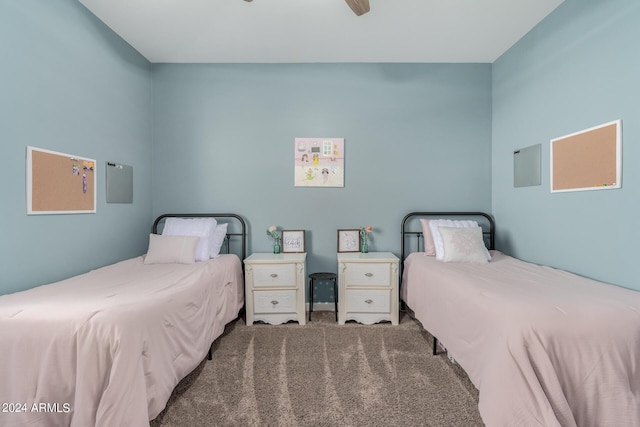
270, 273, 278, 278
365, 299, 373, 304
364, 272, 373, 277
271, 300, 279, 305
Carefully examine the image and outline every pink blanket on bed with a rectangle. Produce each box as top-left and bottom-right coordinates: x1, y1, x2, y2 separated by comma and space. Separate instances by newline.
0, 255, 244, 427
401, 251, 640, 427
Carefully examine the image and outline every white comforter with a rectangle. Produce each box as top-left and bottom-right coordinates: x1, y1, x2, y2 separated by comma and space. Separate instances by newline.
401, 251, 640, 427
0, 255, 244, 427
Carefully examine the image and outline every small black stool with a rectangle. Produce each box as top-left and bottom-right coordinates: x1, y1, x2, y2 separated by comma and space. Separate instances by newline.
308, 272, 338, 321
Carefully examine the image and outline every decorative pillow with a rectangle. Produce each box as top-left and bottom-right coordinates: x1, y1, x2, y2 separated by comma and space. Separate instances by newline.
143, 234, 199, 265
429, 219, 491, 261
419, 219, 437, 256
209, 223, 228, 258
439, 227, 489, 264
162, 217, 216, 262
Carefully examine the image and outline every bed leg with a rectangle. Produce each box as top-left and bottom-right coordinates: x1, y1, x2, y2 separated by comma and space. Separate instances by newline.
207, 346, 213, 361
432, 337, 438, 356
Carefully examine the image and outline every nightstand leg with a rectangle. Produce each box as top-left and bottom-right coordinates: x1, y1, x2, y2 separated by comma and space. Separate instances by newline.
333, 278, 338, 321
308, 277, 314, 321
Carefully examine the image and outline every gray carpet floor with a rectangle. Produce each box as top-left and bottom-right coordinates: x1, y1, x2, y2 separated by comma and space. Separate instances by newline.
151, 311, 483, 427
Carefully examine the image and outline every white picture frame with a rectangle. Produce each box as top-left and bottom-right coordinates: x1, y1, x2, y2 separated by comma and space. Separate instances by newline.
282, 230, 306, 253
337, 229, 360, 253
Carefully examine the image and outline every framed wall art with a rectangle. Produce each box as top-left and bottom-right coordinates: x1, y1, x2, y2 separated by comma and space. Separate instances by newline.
26, 146, 96, 215
282, 230, 306, 253
337, 229, 360, 253
294, 137, 344, 187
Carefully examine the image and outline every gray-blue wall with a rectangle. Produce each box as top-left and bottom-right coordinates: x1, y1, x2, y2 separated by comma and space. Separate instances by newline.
492, 0, 640, 290
8, 0, 635, 299
0, 0, 153, 294
152, 63, 493, 285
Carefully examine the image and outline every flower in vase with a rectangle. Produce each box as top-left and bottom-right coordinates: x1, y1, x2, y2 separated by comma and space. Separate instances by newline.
360, 225, 373, 242
266, 225, 281, 242
359, 226, 373, 253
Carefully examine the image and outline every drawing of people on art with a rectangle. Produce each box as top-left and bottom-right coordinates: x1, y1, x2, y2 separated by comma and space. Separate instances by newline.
301, 154, 308, 163
321, 168, 329, 183
330, 156, 337, 174
313, 153, 319, 165
306, 168, 316, 181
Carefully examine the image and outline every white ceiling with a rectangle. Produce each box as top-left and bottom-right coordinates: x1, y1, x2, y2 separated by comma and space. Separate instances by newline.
78, 0, 564, 63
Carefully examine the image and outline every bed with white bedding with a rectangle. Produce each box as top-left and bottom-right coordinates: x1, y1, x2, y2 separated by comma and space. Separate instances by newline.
0, 213, 246, 427
400, 212, 640, 427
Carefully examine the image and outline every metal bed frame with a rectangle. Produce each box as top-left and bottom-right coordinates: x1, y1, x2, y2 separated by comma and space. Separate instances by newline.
400, 211, 495, 356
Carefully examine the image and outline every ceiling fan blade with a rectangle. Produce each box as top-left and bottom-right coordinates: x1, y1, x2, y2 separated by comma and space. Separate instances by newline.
344, 0, 370, 16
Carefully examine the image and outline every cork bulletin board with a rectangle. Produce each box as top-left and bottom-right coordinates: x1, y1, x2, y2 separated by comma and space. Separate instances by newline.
550, 120, 621, 193
27, 146, 96, 214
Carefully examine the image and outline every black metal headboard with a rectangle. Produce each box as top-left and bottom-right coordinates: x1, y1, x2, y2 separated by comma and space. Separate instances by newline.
401, 211, 495, 264
152, 213, 247, 261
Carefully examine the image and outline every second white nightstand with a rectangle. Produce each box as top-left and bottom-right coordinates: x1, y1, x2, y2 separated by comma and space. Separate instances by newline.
337, 252, 399, 325
244, 253, 307, 325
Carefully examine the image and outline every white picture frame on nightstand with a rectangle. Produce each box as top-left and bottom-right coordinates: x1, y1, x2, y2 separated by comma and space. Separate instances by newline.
337, 229, 360, 253
282, 230, 305, 253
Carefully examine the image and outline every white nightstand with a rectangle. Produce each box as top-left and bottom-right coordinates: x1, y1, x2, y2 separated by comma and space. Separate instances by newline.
244, 253, 307, 325
337, 252, 399, 325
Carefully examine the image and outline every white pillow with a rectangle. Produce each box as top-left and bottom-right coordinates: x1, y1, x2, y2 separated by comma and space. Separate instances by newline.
439, 227, 489, 264
419, 219, 436, 256
429, 219, 491, 261
144, 234, 199, 265
162, 217, 216, 262
209, 223, 227, 258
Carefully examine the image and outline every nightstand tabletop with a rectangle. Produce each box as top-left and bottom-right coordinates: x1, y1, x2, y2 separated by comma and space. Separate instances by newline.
245, 252, 307, 263
337, 252, 398, 263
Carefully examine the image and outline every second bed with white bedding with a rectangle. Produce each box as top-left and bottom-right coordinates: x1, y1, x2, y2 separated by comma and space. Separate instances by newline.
402, 251, 640, 427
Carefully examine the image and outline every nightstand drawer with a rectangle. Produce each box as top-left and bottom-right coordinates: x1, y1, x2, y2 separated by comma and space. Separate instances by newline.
253, 290, 297, 313
344, 263, 390, 287
252, 264, 296, 287
346, 290, 390, 313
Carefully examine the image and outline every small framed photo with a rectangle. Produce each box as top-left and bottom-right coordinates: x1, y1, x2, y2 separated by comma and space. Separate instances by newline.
337, 229, 360, 253
282, 230, 306, 253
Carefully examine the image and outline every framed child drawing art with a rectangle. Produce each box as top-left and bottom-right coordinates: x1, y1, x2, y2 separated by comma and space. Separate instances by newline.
294, 138, 344, 187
